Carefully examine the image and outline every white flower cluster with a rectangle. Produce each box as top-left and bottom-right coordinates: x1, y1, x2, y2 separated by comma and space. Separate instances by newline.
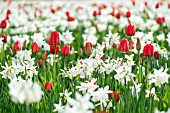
8, 77, 43, 104
0, 50, 38, 80
61, 30, 75, 44
148, 67, 169, 87
53, 92, 94, 113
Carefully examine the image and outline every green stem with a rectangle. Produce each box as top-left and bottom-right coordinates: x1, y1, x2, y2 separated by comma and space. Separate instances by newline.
26, 104, 30, 113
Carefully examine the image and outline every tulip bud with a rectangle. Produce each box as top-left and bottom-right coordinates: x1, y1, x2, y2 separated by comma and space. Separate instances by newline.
50, 45, 59, 54
32, 42, 40, 53
101, 56, 105, 61
155, 3, 160, 9
156, 17, 165, 24
116, 12, 121, 19
78, 48, 83, 57
67, 16, 75, 22
154, 51, 160, 59
125, 11, 131, 18
125, 24, 136, 36
93, 10, 98, 17
143, 44, 154, 57
118, 38, 129, 53
103, 43, 107, 51
51, 8, 56, 14
1, 34, 7, 43
9, 48, 13, 56
110, 91, 120, 102
0, 19, 7, 29
45, 82, 52, 91
48, 31, 60, 45
65, 11, 70, 17
129, 40, 134, 49
136, 38, 141, 51
42, 52, 48, 60
13, 40, 22, 51
84, 42, 93, 55
23, 40, 27, 49
38, 60, 43, 67
139, 57, 142, 64
61, 45, 70, 56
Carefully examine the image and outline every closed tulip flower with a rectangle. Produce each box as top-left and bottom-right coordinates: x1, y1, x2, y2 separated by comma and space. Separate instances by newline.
48, 31, 60, 45
50, 45, 59, 54
156, 17, 165, 24
45, 82, 52, 91
32, 42, 40, 53
110, 91, 120, 102
125, 11, 131, 18
61, 45, 70, 56
118, 38, 129, 53
125, 24, 135, 36
42, 52, 48, 60
13, 40, 22, 51
38, 60, 43, 67
1, 34, 7, 43
154, 51, 160, 59
143, 44, 154, 57
84, 42, 93, 55
0, 19, 7, 29
129, 40, 134, 49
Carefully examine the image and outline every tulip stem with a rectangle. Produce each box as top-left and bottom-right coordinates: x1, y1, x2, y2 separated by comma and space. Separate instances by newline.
53, 53, 56, 84
26, 104, 30, 113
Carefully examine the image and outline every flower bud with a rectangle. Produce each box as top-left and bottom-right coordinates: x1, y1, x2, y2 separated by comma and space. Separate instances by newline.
129, 40, 134, 49
136, 38, 141, 51
116, 12, 121, 19
84, 42, 93, 55
78, 48, 83, 57
125, 24, 135, 36
38, 60, 43, 67
1, 34, 7, 43
61, 45, 70, 56
32, 42, 40, 53
45, 82, 52, 91
125, 11, 131, 18
0, 19, 7, 29
13, 40, 22, 51
50, 45, 59, 54
112, 43, 117, 48
42, 52, 48, 60
154, 51, 160, 59
110, 91, 120, 102
156, 17, 165, 24
118, 38, 129, 53
143, 44, 154, 57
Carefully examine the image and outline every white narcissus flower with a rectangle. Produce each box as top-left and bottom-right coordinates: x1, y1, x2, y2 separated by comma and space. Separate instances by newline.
145, 88, 159, 101
166, 32, 170, 46
8, 77, 43, 104
148, 67, 169, 87
156, 34, 165, 41
31, 33, 45, 47
91, 85, 112, 107
154, 108, 170, 113
60, 89, 72, 99
130, 82, 142, 99
76, 78, 98, 94
57, 92, 94, 113
61, 30, 75, 44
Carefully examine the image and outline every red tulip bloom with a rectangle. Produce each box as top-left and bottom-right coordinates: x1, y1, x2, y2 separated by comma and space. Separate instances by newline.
125, 11, 131, 18
155, 3, 160, 9
156, 17, 165, 24
93, 10, 98, 17
116, 12, 121, 19
1, 34, 7, 43
42, 52, 48, 60
51, 8, 56, 14
6, 9, 11, 15
118, 38, 129, 53
61, 45, 70, 56
13, 40, 22, 51
48, 31, 60, 45
38, 60, 43, 67
143, 44, 154, 57
67, 16, 75, 21
112, 43, 117, 48
154, 51, 160, 59
125, 24, 136, 36
0, 19, 7, 29
45, 82, 52, 91
84, 42, 93, 55
65, 11, 70, 17
101, 56, 105, 61
110, 91, 120, 102
50, 45, 59, 54
32, 42, 40, 53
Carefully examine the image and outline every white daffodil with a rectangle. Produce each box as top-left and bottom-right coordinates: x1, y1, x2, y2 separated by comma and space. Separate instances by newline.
145, 88, 159, 101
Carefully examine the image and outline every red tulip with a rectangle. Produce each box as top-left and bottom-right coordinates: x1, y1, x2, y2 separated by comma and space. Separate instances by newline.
125, 24, 135, 36
110, 91, 120, 102
42, 52, 48, 60
51, 8, 56, 14
38, 60, 43, 67
101, 56, 105, 61
125, 11, 131, 18
168, 3, 170, 9
116, 12, 121, 19
61, 45, 70, 56
48, 31, 60, 45
93, 10, 98, 17
1, 34, 7, 43
50, 45, 59, 54
143, 44, 154, 57
129, 40, 134, 49
154, 51, 160, 59
6, 9, 11, 15
84, 42, 93, 55
65, 11, 70, 17
32, 42, 40, 53
67, 16, 75, 21
0, 19, 7, 29
13, 40, 22, 51
155, 3, 160, 9
45, 82, 52, 91
156, 17, 165, 24
118, 38, 129, 53
112, 43, 117, 48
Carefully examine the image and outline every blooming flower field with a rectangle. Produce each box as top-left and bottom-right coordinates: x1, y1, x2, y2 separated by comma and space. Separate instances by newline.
0, 0, 170, 113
